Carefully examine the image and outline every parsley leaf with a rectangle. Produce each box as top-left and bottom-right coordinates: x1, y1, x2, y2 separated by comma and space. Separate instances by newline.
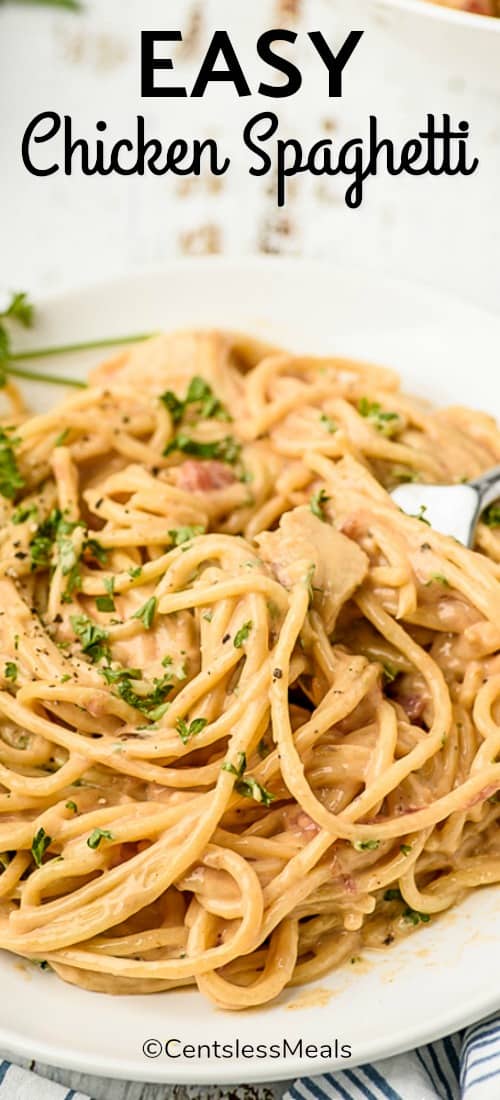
234, 621, 253, 648
409, 505, 431, 526
0, 429, 24, 500
4, 662, 17, 683
320, 413, 337, 434
168, 525, 206, 546
29, 508, 62, 570
235, 777, 275, 806
222, 752, 247, 778
117, 673, 173, 721
353, 839, 380, 851
3, 291, 34, 328
426, 574, 450, 588
358, 398, 400, 437
12, 502, 37, 525
99, 665, 142, 685
310, 488, 330, 521
384, 888, 402, 902
160, 376, 231, 426
483, 504, 500, 528
403, 907, 430, 926
176, 716, 208, 744
163, 433, 241, 465
132, 596, 157, 630
56, 516, 85, 602
96, 595, 115, 612
71, 615, 110, 663
87, 828, 114, 850
31, 827, 51, 867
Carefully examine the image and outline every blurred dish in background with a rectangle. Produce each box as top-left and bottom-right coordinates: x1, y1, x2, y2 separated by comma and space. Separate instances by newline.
425, 0, 499, 15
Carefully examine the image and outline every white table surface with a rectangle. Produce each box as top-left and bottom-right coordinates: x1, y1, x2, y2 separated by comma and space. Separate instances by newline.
0, 0, 499, 1096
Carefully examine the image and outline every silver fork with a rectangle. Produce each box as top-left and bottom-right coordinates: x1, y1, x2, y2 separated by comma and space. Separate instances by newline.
390, 466, 500, 548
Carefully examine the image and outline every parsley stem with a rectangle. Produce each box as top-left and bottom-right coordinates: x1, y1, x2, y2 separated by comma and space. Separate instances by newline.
10, 332, 156, 363
6, 365, 86, 388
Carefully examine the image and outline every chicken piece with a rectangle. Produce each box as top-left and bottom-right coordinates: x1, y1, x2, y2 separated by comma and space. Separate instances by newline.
255, 506, 368, 633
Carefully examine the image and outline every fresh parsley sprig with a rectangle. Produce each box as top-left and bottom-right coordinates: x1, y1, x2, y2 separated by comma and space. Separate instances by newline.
7, 1, 81, 9
0, 290, 157, 388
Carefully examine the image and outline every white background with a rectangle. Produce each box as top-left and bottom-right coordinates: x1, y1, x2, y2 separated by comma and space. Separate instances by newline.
1, 0, 499, 313
0, 1, 499, 1097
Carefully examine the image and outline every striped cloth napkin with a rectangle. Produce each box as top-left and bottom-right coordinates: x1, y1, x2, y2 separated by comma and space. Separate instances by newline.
0, 1013, 499, 1099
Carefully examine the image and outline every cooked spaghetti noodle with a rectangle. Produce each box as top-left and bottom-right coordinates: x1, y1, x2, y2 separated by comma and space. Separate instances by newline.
0, 329, 498, 1009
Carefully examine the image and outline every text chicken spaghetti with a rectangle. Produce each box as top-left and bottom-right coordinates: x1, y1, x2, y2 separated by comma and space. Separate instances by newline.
0, 329, 498, 1010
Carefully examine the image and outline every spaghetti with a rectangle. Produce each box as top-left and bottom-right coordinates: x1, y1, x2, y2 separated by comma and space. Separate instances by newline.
0, 328, 498, 1009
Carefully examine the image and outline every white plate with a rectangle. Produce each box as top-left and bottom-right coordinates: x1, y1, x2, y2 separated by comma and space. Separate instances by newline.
374, 0, 500, 31
2, 260, 500, 1085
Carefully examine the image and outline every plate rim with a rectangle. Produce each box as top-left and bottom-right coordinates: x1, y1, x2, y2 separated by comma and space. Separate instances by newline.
1, 258, 500, 1085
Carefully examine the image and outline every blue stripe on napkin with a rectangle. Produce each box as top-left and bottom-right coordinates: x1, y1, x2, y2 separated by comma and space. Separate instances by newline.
285, 1012, 500, 1100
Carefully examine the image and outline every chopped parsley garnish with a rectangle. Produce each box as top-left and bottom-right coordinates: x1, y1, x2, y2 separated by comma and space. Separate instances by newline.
403, 907, 430, 926
117, 673, 173, 721
320, 413, 337, 434
353, 839, 380, 851
12, 502, 37, 525
83, 538, 108, 565
426, 574, 450, 588
29, 509, 104, 595
56, 516, 85, 602
222, 753, 274, 805
400, 844, 412, 856
132, 596, 157, 630
384, 888, 402, 902
382, 662, 398, 684
409, 505, 431, 526
234, 776, 275, 806
29, 508, 62, 570
391, 466, 419, 484
0, 429, 24, 500
71, 615, 110, 663
96, 595, 115, 612
0, 291, 34, 388
168, 525, 205, 546
54, 428, 70, 447
163, 433, 241, 465
234, 621, 253, 648
358, 398, 400, 437
160, 375, 231, 425
222, 752, 247, 778
31, 827, 51, 867
482, 504, 500, 528
99, 665, 142, 685
310, 488, 330, 521
128, 565, 142, 579
87, 828, 114, 850
65, 801, 77, 813
1, 290, 33, 330
4, 662, 17, 683
176, 716, 208, 744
